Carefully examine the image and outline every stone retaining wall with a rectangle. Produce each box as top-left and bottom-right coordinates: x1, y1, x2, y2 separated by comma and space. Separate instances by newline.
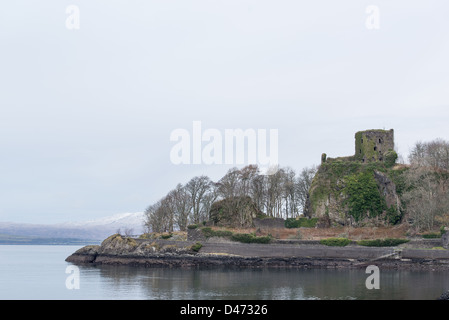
253, 218, 285, 229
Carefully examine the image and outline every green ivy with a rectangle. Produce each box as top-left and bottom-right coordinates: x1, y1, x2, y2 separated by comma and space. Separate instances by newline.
343, 171, 386, 222
384, 150, 398, 168
385, 205, 402, 225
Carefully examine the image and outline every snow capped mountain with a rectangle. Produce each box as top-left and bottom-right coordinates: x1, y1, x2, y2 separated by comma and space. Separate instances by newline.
0, 212, 146, 241
57, 212, 145, 231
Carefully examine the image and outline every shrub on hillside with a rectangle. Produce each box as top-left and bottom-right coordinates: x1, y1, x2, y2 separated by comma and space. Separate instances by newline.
231, 233, 272, 244
357, 238, 409, 247
190, 242, 203, 252
421, 233, 441, 239
319, 237, 351, 247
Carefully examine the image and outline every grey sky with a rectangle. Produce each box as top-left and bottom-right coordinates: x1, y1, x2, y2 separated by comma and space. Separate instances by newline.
1, 1, 449, 223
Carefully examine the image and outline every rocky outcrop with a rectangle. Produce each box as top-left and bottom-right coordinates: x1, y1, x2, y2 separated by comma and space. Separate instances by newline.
66, 233, 449, 271
306, 129, 405, 227
373, 170, 401, 210
438, 290, 449, 300
65, 234, 201, 265
306, 159, 405, 227
66, 245, 100, 263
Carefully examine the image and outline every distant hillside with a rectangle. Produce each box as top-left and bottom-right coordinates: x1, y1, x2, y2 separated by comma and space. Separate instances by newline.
0, 233, 99, 245
0, 212, 145, 243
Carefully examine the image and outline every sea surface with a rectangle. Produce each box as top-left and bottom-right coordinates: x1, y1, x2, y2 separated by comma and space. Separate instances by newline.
0, 245, 448, 300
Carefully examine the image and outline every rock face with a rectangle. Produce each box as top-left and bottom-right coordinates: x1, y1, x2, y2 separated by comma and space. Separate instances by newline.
306, 160, 404, 226
66, 245, 100, 263
65, 234, 200, 265
373, 171, 400, 209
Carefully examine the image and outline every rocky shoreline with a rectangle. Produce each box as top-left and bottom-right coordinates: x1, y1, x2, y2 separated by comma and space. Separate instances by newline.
65, 234, 449, 271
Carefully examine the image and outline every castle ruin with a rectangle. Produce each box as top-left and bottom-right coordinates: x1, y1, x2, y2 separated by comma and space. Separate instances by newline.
354, 129, 394, 163
321, 129, 395, 164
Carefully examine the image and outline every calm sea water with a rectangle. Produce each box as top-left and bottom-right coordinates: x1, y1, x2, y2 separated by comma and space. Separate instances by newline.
0, 245, 448, 300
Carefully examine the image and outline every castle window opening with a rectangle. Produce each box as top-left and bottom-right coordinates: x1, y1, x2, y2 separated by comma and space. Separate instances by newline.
374, 146, 377, 151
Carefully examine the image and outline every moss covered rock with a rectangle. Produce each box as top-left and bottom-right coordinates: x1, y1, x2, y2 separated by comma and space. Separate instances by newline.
209, 196, 265, 228
306, 129, 405, 227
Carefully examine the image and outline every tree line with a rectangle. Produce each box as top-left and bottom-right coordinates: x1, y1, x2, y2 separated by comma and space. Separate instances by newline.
144, 164, 317, 233
402, 138, 449, 231
144, 137, 449, 233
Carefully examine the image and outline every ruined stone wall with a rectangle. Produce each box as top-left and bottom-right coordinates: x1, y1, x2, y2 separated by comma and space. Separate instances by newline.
355, 129, 394, 163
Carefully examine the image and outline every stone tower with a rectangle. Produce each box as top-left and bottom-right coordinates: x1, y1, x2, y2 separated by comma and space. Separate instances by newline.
354, 129, 394, 163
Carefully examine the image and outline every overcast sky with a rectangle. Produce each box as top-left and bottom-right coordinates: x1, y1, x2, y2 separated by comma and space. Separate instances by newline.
1, 1, 449, 224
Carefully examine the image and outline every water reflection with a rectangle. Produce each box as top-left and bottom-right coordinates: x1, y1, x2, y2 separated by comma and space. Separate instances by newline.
76, 265, 449, 300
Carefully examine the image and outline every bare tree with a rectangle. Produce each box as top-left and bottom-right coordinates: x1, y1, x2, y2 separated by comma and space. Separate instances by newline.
239, 164, 260, 198
144, 197, 174, 233
404, 139, 449, 231
265, 168, 284, 218
250, 173, 266, 213
216, 167, 242, 223
143, 163, 321, 231
124, 228, 134, 238
402, 165, 449, 231
169, 184, 192, 231
199, 183, 218, 223
409, 138, 449, 170
185, 175, 212, 224
282, 167, 297, 219
295, 165, 318, 215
